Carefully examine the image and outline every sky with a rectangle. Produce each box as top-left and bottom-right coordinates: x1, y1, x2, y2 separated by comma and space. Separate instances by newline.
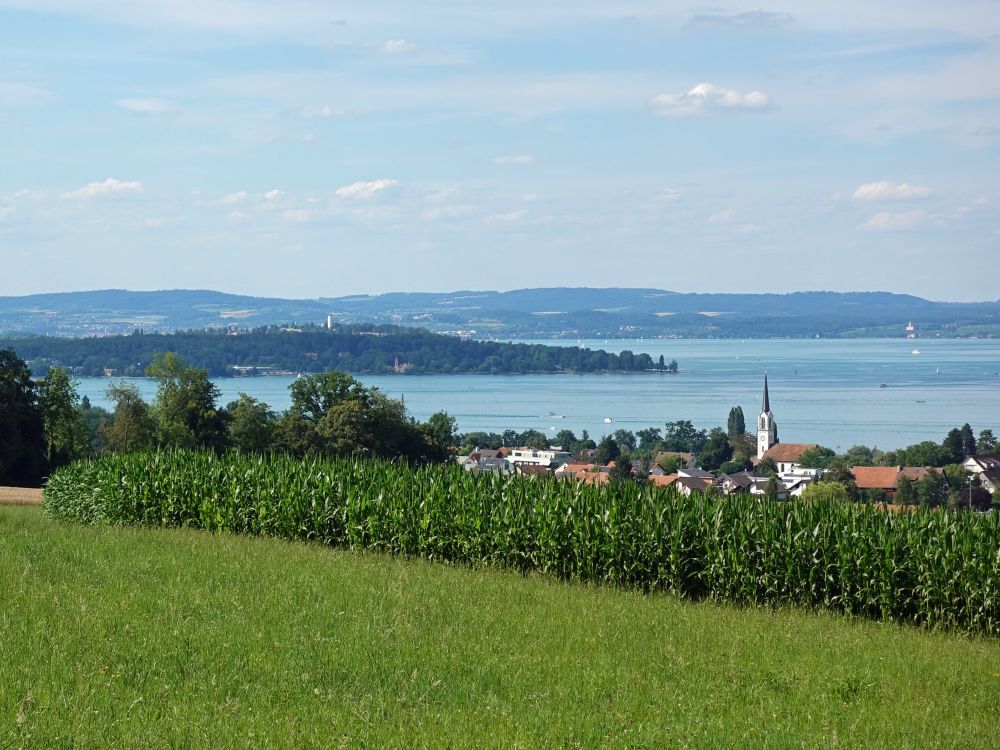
0, 1, 998, 301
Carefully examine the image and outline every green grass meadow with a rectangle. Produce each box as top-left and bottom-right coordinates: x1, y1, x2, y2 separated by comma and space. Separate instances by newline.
2, 505, 998, 748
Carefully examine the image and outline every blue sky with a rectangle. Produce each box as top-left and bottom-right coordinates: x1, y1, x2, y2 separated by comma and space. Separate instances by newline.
0, 1, 997, 300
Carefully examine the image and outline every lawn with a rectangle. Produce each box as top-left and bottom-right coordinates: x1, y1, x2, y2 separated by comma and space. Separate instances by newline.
1, 505, 997, 748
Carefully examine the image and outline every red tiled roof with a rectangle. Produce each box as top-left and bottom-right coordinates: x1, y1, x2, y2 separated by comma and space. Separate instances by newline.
762, 443, 817, 462
649, 474, 678, 487
852, 466, 933, 490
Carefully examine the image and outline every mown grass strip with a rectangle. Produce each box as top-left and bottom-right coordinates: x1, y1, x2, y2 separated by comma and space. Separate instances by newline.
43, 450, 1000, 635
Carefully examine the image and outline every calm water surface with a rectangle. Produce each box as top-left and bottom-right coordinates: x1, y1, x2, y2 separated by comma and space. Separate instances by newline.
75, 338, 1000, 451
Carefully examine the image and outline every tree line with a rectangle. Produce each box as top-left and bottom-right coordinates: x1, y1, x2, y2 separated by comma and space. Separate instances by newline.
0, 348, 460, 487
3, 325, 679, 378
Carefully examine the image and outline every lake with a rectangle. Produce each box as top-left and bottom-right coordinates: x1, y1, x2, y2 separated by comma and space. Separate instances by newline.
74, 338, 1000, 451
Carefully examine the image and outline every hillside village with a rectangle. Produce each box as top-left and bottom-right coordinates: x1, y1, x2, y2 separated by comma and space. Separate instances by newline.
457, 375, 1000, 508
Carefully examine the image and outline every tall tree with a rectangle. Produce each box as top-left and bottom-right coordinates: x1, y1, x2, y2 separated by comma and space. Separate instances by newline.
942, 428, 965, 462
612, 429, 637, 452
960, 423, 977, 459
147, 352, 228, 451
226, 394, 276, 454
101, 381, 156, 453
37, 367, 90, 467
726, 406, 746, 439
0, 349, 46, 486
894, 475, 917, 505
977, 428, 997, 454
595, 435, 621, 465
696, 427, 733, 471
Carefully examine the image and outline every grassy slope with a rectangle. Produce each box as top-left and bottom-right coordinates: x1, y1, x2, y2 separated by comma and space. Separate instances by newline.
2, 506, 998, 749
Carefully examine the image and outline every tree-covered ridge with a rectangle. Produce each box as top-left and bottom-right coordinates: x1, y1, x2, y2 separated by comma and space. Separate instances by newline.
1, 325, 677, 378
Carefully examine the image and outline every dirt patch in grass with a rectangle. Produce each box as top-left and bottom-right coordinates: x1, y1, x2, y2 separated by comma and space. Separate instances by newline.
0, 487, 42, 505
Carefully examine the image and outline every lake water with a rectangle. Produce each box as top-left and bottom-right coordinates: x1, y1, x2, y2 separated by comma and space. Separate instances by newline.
74, 338, 1000, 451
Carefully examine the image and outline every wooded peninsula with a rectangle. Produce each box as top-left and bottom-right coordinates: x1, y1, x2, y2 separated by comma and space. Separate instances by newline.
1, 325, 678, 377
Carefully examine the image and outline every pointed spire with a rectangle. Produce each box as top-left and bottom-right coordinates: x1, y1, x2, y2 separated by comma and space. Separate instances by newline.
762, 371, 770, 413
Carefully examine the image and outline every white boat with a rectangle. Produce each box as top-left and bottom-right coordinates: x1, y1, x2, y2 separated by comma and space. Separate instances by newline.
603, 417, 613, 423
911, 349, 921, 355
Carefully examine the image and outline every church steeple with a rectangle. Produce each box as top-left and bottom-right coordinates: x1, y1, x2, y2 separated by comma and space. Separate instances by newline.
757, 371, 778, 459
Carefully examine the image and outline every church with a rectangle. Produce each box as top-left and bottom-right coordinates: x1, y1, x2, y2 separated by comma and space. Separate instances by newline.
754, 373, 817, 476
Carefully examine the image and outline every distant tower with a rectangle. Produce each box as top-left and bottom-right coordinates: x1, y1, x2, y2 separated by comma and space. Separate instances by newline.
757, 372, 778, 459
326, 314, 333, 330
905, 321, 916, 339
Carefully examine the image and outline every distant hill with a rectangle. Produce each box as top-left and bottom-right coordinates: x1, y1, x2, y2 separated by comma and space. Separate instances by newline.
1, 288, 998, 338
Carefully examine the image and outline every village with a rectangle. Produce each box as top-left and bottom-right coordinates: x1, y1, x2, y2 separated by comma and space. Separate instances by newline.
457, 374, 1000, 507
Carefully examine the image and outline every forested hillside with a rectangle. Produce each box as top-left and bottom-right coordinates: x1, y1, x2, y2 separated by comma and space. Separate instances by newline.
1, 325, 673, 377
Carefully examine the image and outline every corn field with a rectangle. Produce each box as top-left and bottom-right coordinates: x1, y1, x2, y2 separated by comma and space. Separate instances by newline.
44, 450, 1000, 635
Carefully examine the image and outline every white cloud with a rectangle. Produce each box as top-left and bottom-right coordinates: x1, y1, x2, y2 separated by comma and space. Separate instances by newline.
852, 180, 932, 201
264, 188, 285, 201
335, 179, 398, 199
709, 209, 735, 223
687, 10, 794, 29
493, 154, 536, 166
651, 83, 774, 117
116, 97, 179, 117
859, 210, 926, 231
658, 188, 684, 201
0, 205, 14, 219
381, 39, 417, 55
220, 191, 249, 204
62, 178, 142, 199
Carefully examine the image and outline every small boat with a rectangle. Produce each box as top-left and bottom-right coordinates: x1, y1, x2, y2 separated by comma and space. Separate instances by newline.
879, 383, 887, 388
911, 349, 921, 355
603, 417, 613, 424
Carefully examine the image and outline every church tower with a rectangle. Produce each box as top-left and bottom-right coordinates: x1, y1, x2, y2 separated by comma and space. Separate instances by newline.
757, 372, 778, 459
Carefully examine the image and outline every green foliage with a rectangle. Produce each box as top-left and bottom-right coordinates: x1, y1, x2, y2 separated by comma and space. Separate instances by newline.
696, 427, 733, 471
799, 482, 852, 504
595, 435, 620, 465
757, 457, 778, 477
656, 454, 684, 475
612, 429, 637, 453
0, 349, 46, 486
977, 428, 997, 454
101, 381, 156, 453
44, 450, 1000, 636
225, 394, 277, 454
895, 475, 917, 506
636, 427, 662, 452
727, 406, 745, 439
423, 411, 459, 451
960, 423, 977, 459
146, 352, 229, 451
663, 420, 707, 453
797, 445, 837, 469
36, 367, 90, 468
718, 454, 752, 476
943, 428, 965, 463
1, 325, 664, 377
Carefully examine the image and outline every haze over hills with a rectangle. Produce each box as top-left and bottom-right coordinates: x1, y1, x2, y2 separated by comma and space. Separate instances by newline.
1, 288, 998, 339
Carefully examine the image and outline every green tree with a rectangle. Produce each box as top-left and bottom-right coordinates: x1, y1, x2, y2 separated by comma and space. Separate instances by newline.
696, 427, 733, 471
663, 420, 706, 453
520, 430, 550, 450
636, 427, 662, 452
917, 470, 946, 508
726, 406, 745, 439
843, 445, 875, 466
977, 428, 997, 454
147, 352, 228, 451
226, 394, 276, 454
553, 429, 578, 450
797, 445, 837, 469
0, 349, 46, 486
764, 476, 780, 500
960, 423, 976, 459
608, 457, 634, 483
612, 429, 637, 452
800, 482, 851, 504
595, 436, 621, 465
657, 454, 684, 474
894, 475, 917, 506
757, 457, 778, 477
423, 411, 459, 453
943, 428, 965, 462
37, 367, 90, 467
101, 381, 156, 453
718, 454, 752, 476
